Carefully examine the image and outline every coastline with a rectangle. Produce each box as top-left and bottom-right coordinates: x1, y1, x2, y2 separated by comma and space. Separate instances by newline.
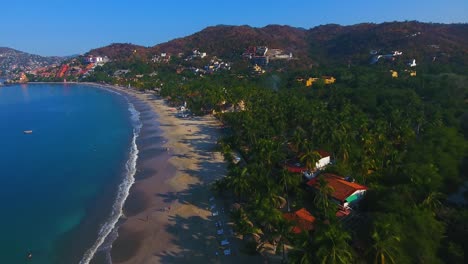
26, 82, 261, 263
83, 83, 236, 263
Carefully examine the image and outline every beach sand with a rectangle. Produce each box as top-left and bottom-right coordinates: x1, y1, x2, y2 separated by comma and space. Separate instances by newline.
85, 85, 261, 264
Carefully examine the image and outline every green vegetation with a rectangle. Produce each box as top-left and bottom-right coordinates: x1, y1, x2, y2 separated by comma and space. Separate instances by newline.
81, 57, 467, 262
157, 64, 466, 263
38, 21, 467, 263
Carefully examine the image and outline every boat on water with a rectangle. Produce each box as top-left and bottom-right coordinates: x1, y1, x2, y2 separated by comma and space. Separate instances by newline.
23, 130, 33, 134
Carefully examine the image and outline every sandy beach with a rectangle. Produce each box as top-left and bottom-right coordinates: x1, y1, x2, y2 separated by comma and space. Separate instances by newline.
83, 84, 258, 264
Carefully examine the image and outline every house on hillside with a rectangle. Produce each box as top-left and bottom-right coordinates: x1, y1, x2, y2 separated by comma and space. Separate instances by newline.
305, 77, 319, 87
192, 49, 207, 58
307, 173, 368, 209
86, 56, 105, 64
283, 208, 316, 234
305, 76, 336, 87
322, 76, 336, 84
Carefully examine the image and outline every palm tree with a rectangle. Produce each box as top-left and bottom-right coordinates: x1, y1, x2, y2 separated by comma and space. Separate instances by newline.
227, 166, 250, 201
291, 126, 306, 153
314, 222, 354, 264
231, 207, 255, 236
288, 231, 315, 264
299, 142, 322, 172
313, 176, 335, 214
252, 199, 283, 243
279, 169, 301, 212
420, 191, 444, 214
256, 138, 283, 168
254, 174, 282, 208
370, 222, 401, 264
274, 219, 293, 263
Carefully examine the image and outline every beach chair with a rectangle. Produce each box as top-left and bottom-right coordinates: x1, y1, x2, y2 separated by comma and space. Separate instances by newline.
217, 229, 224, 235
221, 239, 230, 246
223, 249, 231, 256
212, 211, 219, 216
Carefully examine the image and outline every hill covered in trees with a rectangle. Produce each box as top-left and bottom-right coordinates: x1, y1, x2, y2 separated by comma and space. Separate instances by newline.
87, 21, 468, 70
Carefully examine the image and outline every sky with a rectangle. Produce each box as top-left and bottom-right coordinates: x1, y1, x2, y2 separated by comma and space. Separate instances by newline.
1, 0, 467, 56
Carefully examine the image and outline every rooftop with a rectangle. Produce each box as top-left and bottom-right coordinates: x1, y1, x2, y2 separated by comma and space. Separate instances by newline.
284, 208, 316, 234
306, 173, 367, 202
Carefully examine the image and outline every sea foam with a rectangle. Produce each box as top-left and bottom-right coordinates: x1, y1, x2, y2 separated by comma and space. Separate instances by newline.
79, 99, 141, 264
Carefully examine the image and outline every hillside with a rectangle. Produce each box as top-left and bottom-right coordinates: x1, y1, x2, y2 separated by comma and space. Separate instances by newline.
307, 21, 468, 66
87, 43, 149, 61
0, 47, 65, 77
85, 21, 468, 70
151, 24, 309, 60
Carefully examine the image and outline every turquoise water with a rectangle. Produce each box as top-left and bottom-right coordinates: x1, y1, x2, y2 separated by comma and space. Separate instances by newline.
0, 84, 134, 263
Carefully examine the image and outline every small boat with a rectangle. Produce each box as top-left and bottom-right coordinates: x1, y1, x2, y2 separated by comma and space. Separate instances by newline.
23, 130, 33, 134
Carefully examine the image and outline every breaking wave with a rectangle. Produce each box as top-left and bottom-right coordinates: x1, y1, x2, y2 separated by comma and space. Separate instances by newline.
79, 99, 141, 264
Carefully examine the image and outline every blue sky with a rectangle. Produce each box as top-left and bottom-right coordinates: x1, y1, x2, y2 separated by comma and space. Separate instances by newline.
1, 0, 467, 56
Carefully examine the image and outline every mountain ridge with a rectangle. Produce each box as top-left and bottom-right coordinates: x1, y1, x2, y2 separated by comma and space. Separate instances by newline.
85, 21, 468, 67
2, 21, 468, 77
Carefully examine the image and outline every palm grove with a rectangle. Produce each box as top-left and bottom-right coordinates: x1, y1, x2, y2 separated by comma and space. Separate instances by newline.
85, 56, 467, 263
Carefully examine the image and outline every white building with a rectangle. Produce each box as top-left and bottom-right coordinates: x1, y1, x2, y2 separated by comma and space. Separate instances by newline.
315, 150, 331, 169
303, 150, 331, 180
87, 56, 103, 63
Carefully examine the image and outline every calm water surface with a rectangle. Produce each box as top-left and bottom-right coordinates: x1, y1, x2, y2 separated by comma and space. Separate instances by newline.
0, 84, 133, 263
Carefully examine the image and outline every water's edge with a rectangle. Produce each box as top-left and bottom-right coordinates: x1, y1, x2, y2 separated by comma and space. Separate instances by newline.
79, 92, 142, 264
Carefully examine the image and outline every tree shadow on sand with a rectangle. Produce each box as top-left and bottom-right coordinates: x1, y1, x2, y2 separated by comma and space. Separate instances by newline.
152, 118, 264, 263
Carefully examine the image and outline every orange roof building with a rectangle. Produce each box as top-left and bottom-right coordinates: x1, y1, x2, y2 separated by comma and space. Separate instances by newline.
284, 160, 307, 173
307, 173, 367, 208
284, 208, 316, 234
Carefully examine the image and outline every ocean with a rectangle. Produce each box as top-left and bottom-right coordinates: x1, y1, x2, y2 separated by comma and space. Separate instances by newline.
0, 83, 140, 264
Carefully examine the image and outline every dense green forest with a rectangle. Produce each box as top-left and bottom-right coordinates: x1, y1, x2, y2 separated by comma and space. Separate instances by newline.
155, 63, 467, 263
81, 56, 468, 263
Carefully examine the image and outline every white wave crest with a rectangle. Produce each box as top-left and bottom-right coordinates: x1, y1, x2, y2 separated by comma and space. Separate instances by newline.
79, 100, 141, 264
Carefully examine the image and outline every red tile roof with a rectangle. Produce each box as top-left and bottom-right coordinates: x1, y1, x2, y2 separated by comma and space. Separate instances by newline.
306, 173, 367, 202
284, 160, 306, 173
316, 150, 331, 158
283, 208, 316, 234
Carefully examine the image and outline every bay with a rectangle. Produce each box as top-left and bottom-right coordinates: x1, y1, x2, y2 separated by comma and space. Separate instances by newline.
0, 84, 134, 263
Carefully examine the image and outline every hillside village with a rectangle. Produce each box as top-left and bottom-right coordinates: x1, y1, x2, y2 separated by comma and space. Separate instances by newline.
0, 47, 65, 81
5, 42, 421, 87
4, 21, 466, 86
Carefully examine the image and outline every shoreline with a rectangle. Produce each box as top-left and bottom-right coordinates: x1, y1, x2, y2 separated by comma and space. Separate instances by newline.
24, 81, 261, 263
85, 83, 235, 263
